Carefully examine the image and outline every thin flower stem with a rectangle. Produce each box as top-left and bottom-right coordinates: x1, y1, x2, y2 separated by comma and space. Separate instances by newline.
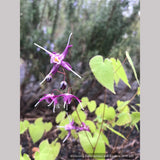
93, 88, 107, 158
57, 71, 65, 75
52, 89, 62, 94
75, 107, 94, 149
62, 68, 66, 81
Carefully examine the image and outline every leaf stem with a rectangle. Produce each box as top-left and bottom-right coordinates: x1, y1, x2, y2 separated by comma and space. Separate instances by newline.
92, 88, 107, 157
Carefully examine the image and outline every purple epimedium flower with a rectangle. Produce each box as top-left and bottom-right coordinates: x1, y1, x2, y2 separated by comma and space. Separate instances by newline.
34, 93, 58, 112
34, 33, 81, 85
48, 93, 84, 111
76, 122, 90, 132
57, 119, 90, 143
57, 117, 76, 143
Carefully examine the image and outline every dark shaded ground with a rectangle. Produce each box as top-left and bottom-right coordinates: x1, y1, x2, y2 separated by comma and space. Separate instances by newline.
20, 77, 140, 160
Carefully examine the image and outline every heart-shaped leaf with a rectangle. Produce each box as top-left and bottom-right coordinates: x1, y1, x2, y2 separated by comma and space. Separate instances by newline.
85, 120, 96, 133
72, 110, 86, 125
34, 139, 61, 160
56, 111, 66, 124
87, 100, 96, 112
78, 131, 105, 160
104, 107, 116, 121
131, 112, 140, 126
44, 122, 52, 132
29, 123, 44, 143
20, 120, 30, 134
116, 112, 131, 126
89, 55, 115, 94
28, 118, 45, 143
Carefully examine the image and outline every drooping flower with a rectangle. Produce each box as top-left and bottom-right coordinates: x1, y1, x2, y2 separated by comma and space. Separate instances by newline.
34, 93, 58, 112
57, 117, 76, 143
76, 122, 90, 132
34, 33, 81, 85
48, 93, 84, 111
60, 81, 67, 90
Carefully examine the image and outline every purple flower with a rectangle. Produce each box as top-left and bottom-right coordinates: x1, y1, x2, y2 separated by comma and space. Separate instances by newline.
34, 93, 58, 112
48, 93, 84, 111
57, 119, 76, 143
34, 33, 81, 85
76, 122, 90, 132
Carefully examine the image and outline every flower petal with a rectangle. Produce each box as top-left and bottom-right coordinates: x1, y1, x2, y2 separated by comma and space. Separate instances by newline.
61, 45, 73, 59
61, 61, 81, 79
61, 61, 72, 71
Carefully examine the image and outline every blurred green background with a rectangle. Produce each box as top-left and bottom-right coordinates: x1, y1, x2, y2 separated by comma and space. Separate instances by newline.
20, 0, 140, 109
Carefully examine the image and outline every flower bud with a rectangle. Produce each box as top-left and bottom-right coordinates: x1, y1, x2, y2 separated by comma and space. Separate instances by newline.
60, 81, 67, 90
46, 75, 52, 82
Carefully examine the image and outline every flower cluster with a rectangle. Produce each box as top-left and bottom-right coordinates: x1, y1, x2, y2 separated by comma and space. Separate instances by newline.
35, 91, 84, 113
34, 33, 90, 143
57, 116, 90, 143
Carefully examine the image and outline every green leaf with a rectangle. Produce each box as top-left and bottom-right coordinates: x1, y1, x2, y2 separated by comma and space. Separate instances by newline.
116, 112, 131, 126
89, 55, 115, 93
110, 58, 131, 88
78, 131, 93, 156
72, 110, 86, 125
78, 131, 105, 160
71, 130, 78, 139
58, 118, 70, 140
35, 117, 43, 125
126, 51, 140, 85
117, 100, 130, 112
93, 132, 105, 160
55, 111, 66, 124
87, 100, 96, 112
81, 97, 89, 103
20, 120, 30, 134
101, 133, 110, 146
34, 139, 61, 160
85, 120, 96, 133
104, 107, 116, 120
29, 123, 44, 143
95, 103, 108, 117
58, 130, 68, 140
106, 125, 126, 139
137, 87, 140, 95
77, 97, 89, 110
131, 112, 140, 126
44, 122, 52, 132
28, 118, 44, 143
